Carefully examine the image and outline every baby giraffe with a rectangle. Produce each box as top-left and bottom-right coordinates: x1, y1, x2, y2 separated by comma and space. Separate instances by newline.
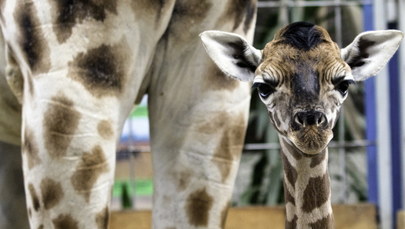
201, 22, 403, 228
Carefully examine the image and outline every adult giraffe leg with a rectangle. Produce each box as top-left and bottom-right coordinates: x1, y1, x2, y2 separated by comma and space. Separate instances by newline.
0, 1, 174, 228
148, 1, 257, 228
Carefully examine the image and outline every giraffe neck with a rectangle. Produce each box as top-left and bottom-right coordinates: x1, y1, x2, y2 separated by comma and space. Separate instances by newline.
280, 137, 333, 229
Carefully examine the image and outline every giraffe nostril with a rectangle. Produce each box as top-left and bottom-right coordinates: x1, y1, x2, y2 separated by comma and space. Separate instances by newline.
293, 112, 306, 127
294, 113, 305, 126
317, 114, 327, 127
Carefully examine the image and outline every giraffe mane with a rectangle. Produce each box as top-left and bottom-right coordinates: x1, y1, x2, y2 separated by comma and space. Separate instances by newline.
276, 22, 328, 51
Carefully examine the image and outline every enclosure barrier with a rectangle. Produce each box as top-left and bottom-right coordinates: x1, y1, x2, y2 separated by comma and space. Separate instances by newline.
398, 211, 405, 229
110, 204, 376, 229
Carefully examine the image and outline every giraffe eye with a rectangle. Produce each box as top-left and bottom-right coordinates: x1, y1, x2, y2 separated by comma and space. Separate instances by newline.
252, 82, 276, 99
335, 80, 354, 96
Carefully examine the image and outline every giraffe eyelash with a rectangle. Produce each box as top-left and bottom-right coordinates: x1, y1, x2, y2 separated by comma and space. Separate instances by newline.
252, 82, 276, 99
334, 79, 355, 96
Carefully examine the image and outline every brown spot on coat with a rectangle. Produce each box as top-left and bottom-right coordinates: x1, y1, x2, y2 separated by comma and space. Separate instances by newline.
283, 183, 295, 205
172, 0, 211, 25
40, 178, 64, 209
69, 43, 128, 97
212, 113, 246, 182
186, 188, 213, 226
96, 206, 109, 229
52, 214, 79, 229
281, 153, 297, 187
309, 214, 333, 229
52, 0, 118, 43
23, 128, 41, 169
37, 225, 44, 229
302, 174, 330, 213
169, 0, 211, 41
285, 215, 298, 229
14, 1, 50, 74
131, 0, 173, 24
221, 0, 257, 33
310, 150, 326, 168
28, 183, 40, 211
44, 95, 81, 158
97, 120, 114, 139
71, 145, 109, 202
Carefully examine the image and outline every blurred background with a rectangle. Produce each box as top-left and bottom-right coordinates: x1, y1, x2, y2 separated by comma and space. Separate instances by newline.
112, 1, 405, 228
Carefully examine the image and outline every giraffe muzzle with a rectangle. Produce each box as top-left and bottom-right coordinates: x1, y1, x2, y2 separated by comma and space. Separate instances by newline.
288, 110, 332, 155
293, 110, 327, 129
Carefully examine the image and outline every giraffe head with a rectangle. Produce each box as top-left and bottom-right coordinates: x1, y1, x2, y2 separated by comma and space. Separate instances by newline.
201, 22, 403, 155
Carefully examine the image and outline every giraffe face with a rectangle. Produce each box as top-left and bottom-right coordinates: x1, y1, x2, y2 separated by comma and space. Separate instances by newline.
253, 23, 352, 155
201, 22, 403, 155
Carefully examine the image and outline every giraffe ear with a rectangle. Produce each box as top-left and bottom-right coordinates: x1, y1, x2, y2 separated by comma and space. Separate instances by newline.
200, 30, 262, 81
341, 30, 404, 81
